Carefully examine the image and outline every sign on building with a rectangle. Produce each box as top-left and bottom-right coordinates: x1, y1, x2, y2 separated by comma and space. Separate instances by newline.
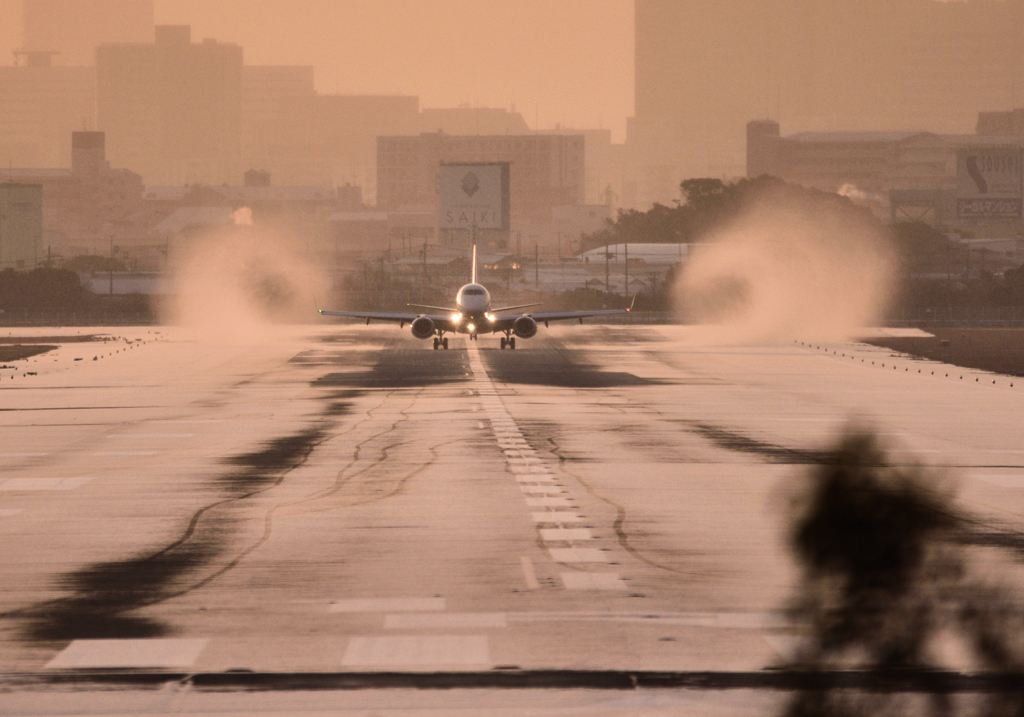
438, 163, 510, 231
956, 146, 1022, 219
0, 184, 43, 269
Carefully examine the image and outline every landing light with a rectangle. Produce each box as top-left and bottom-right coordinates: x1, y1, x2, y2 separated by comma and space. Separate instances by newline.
467, 323, 476, 332
485, 313, 495, 322
451, 313, 463, 322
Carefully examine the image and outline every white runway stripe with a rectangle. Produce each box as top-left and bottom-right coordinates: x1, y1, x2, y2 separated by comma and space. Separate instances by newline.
467, 343, 630, 592
342, 636, 490, 666
329, 597, 445, 613
45, 639, 208, 669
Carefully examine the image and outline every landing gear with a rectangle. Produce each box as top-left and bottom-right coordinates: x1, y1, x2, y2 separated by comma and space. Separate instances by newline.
442, 337, 448, 350
501, 334, 516, 350
500, 337, 507, 350
434, 335, 449, 350
433, 338, 439, 350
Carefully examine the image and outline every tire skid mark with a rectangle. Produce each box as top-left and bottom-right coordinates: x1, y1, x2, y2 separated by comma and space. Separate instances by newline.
543, 430, 710, 579
2, 389, 373, 640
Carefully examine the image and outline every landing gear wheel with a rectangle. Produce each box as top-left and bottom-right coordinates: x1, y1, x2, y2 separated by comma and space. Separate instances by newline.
433, 338, 439, 350
442, 338, 448, 350
500, 337, 507, 349
509, 337, 516, 350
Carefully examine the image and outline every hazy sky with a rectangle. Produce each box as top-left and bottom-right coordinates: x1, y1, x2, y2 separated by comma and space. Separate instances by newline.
0, 0, 634, 142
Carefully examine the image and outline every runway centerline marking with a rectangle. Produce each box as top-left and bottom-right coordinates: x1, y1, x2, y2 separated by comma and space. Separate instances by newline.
466, 344, 628, 590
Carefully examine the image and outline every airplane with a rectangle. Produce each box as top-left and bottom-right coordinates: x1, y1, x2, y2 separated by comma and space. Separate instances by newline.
317, 245, 634, 350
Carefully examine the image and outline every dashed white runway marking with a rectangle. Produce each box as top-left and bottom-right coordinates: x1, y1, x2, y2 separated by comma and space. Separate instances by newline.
548, 548, 609, 563
384, 613, 507, 629
342, 635, 490, 667
466, 344, 627, 591
45, 638, 208, 669
520, 556, 540, 589
329, 597, 446, 613
540, 528, 593, 542
532, 512, 583, 523
525, 497, 573, 507
519, 485, 565, 495
0, 477, 93, 491
561, 572, 627, 591
110, 433, 195, 438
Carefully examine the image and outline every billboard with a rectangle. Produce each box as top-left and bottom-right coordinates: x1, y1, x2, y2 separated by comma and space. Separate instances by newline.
438, 163, 510, 230
956, 146, 1022, 219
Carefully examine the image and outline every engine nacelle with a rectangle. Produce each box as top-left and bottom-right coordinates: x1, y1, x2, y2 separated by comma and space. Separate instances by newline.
410, 316, 435, 339
513, 315, 538, 339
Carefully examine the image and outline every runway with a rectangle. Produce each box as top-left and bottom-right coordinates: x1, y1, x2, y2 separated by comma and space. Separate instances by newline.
1, 324, 1023, 714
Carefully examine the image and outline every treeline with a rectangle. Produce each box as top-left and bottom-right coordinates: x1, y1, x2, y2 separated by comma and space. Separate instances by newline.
0, 268, 152, 322
586, 176, 1024, 319
582, 175, 877, 250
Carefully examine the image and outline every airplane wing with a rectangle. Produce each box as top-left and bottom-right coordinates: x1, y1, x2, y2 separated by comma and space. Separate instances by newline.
503, 308, 631, 324
318, 309, 453, 328
407, 303, 458, 313
490, 302, 543, 313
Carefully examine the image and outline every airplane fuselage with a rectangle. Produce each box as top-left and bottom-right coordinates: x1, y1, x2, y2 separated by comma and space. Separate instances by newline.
452, 283, 494, 336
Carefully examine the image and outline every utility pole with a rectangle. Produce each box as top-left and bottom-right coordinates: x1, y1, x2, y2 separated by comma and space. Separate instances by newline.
535, 244, 539, 286
109, 234, 114, 295
624, 243, 628, 297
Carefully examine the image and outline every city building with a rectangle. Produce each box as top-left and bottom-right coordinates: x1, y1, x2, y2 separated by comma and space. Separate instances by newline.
376, 133, 586, 251
0, 56, 95, 169
746, 117, 1024, 228
1, 132, 144, 258
0, 183, 43, 269
630, 0, 1024, 208
97, 25, 243, 186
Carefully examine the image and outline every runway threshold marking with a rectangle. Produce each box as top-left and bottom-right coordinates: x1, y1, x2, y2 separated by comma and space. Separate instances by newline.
45, 638, 208, 669
341, 635, 490, 667
330, 597, 446, 613
465, 344, 626, 591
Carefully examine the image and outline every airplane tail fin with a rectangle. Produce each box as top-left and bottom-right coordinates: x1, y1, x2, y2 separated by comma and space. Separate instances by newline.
471, 244, 477, 284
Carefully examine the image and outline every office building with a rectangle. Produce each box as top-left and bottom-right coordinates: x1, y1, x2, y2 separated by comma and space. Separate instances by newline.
97, 25, 243, 186
630, 0, 1024, 207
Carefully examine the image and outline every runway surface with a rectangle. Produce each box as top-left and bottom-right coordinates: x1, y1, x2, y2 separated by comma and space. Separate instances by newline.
1, 324, 1023, 714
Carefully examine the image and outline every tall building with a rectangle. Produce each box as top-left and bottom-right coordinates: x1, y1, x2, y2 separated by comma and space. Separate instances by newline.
97, 25, 243, 186
23, 0, 154, 66
377, 133, 586, 246
0, 56, 95, 169
629, 0, 1024, 207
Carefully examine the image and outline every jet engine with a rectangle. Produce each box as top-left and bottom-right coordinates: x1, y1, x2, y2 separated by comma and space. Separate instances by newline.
513, 316, 538, 339
410, 316, 435, 339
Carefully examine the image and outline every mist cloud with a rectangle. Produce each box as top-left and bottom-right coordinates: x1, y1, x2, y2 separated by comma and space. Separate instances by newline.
674, 188, 897, 344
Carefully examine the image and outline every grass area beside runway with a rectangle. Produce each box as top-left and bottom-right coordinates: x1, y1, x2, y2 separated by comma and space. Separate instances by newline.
864, 328, 1024, 377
